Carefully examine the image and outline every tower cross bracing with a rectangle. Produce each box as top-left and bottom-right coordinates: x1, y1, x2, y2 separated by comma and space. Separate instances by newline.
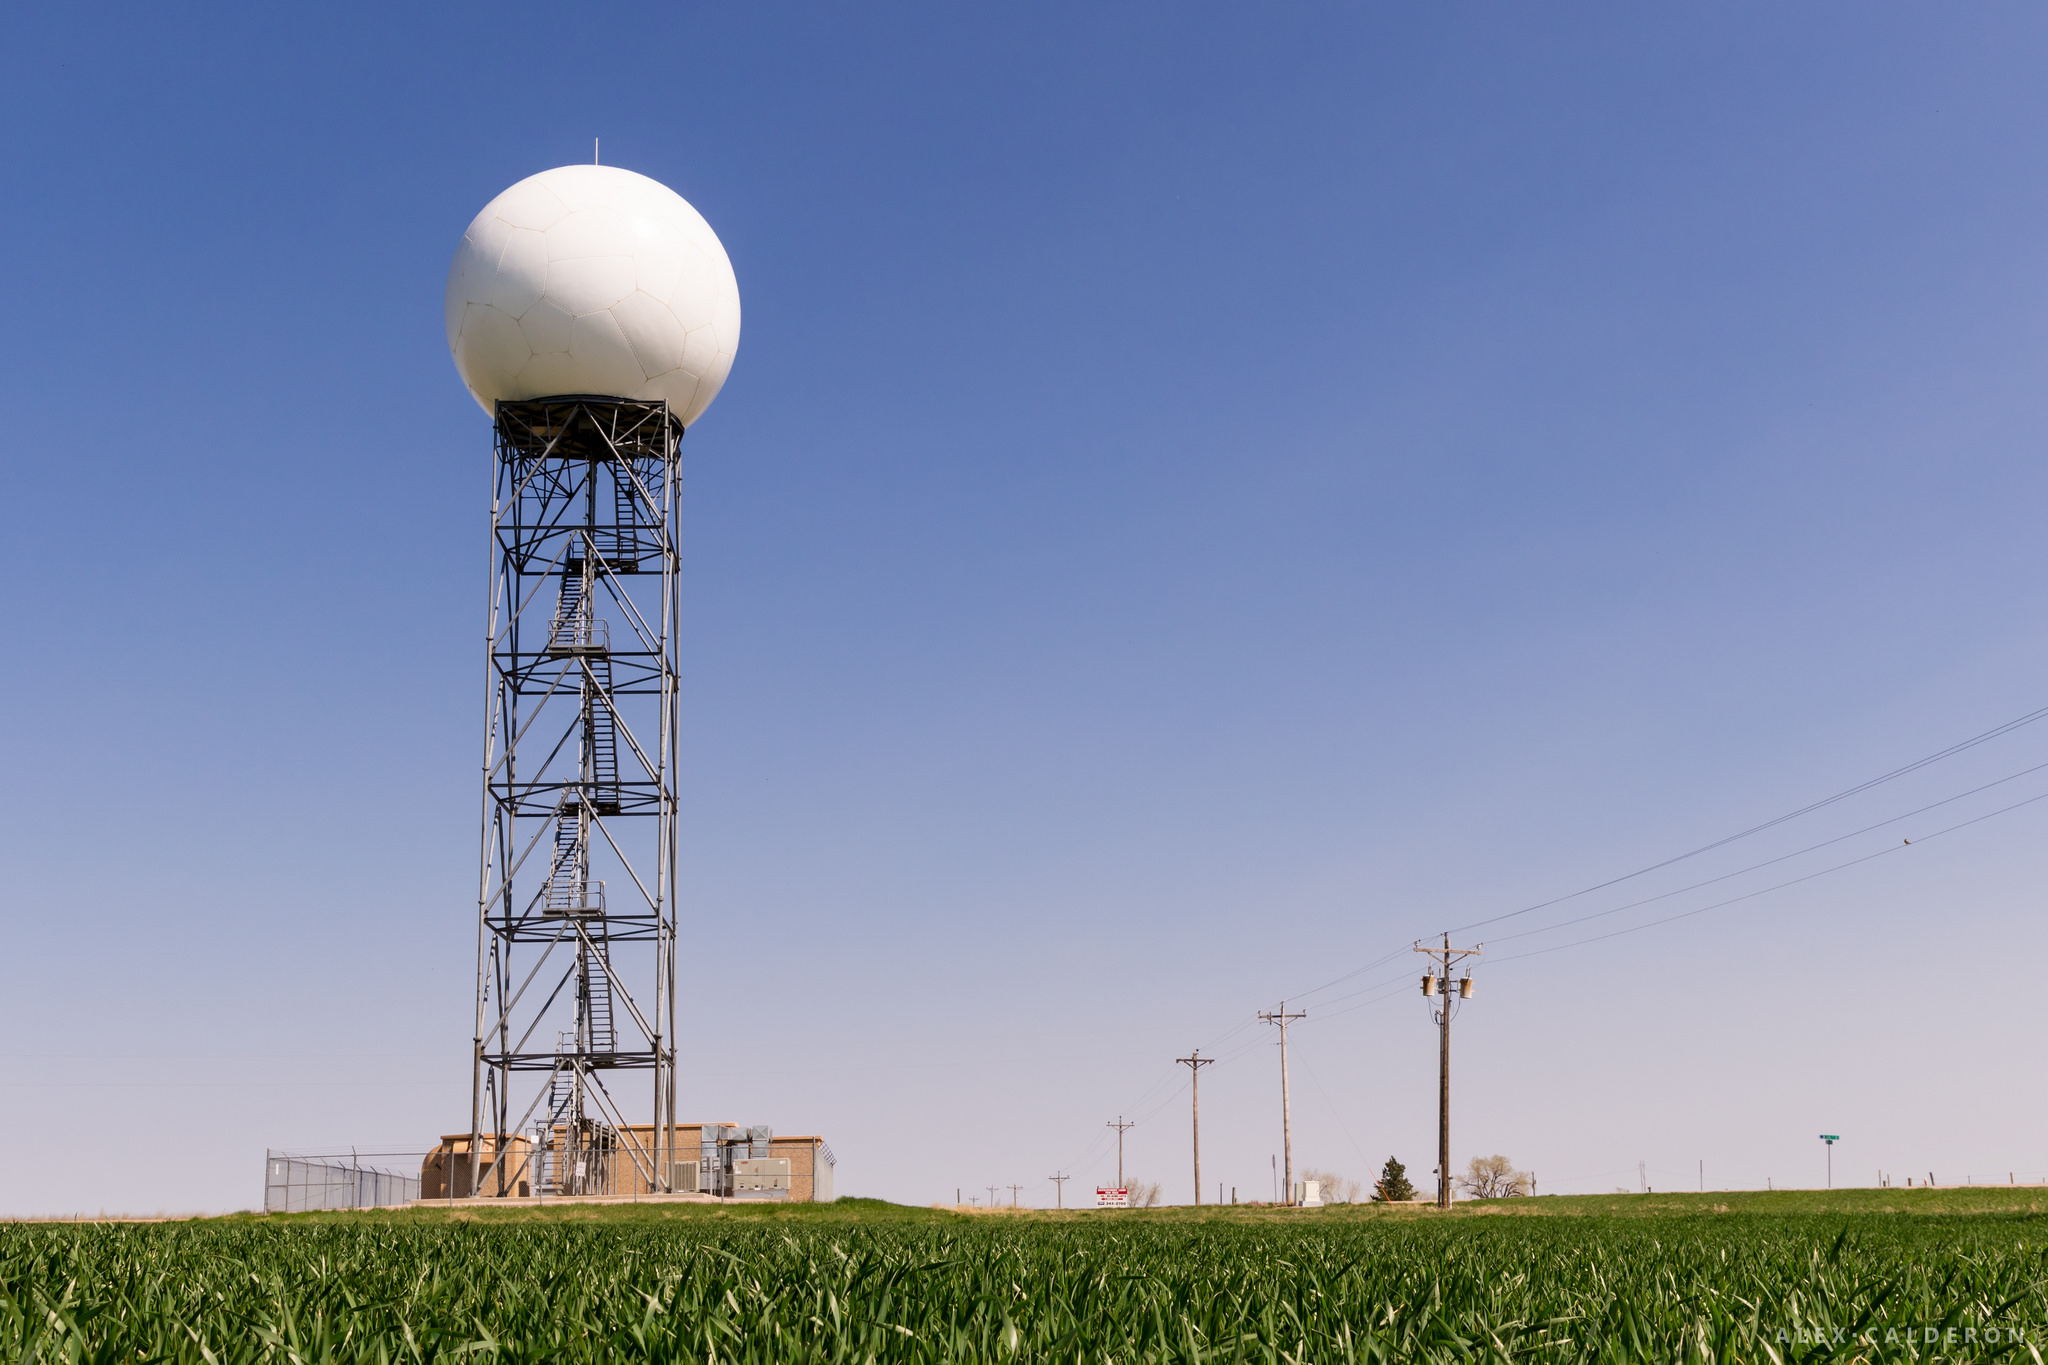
470, 396, 682, 1198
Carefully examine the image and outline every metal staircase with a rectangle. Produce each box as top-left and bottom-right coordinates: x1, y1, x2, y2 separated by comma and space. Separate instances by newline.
608, 471, 644, 569
548, 551, 620, 815
536, 1053, 577, 1195
536, 1047, 618, 1197
583, 655, 619, 815
582, 940, 616, 1055
543, 814, 585, 915
548, 559, 607, 655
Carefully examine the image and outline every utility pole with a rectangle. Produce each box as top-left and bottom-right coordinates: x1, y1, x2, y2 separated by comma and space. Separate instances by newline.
1008, 1183, 1023, 1208
1107, 1116, 1135, 1191
1258, 1003, 1307, 1204
1414, 935, 1481, 1210
1049, 1172, 1069, 1209
986, 1184, 1000, 1208
1178, 1049, 1215, 1205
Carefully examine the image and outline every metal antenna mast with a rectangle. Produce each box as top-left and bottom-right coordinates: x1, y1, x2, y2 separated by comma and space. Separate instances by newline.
1415, 934, 1481, 1209
1177, 1050, 1214, 1206
469, 397, 683, 1200
1258, 1004, 1307, 1205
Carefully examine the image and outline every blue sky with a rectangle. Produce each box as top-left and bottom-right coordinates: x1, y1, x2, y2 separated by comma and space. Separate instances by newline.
5, 3, 2048, 1213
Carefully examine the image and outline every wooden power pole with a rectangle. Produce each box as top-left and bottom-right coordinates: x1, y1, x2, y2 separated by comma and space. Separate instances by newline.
1177, 1049, 1215, 1205
1258, 1003, 1308, 1204
1415, 934, 1481, 1209
1107, 1116, 1135, 1192
1049, 1171, 1070, 1209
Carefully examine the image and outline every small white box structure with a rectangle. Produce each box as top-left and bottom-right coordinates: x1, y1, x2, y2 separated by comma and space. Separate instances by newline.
1293, 1180, 1324, 1208
1096, 1186, 1130, 1208
732, 1157, 791, 1198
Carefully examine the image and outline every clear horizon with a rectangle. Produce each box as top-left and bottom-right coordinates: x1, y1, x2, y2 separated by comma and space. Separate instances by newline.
4, 2, 2047, 1215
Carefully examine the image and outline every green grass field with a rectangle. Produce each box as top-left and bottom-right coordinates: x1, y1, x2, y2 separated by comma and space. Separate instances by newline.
6, 1194, 2046, 1361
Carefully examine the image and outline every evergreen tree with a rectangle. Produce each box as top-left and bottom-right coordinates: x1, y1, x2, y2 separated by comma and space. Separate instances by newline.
1372, 1156, 1415, 1202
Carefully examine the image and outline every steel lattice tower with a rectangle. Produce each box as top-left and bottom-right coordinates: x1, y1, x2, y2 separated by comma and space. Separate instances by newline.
469, 396, 682, 1197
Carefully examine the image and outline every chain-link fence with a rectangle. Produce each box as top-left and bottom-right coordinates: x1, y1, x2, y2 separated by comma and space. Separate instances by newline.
264, 1151, 421, 1212
263, 1133, 835, 1210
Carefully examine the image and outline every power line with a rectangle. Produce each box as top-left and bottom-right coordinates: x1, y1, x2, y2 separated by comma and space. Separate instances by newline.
1301, 963, 1444, 1014
1291, 1046, 1375, 1175
1488, 786, 2048, 965
1263, 743, 2048, 1031
1045, 1010, 1278, 1179
1269, 777, 2048, 1030
1488, 757, 2048, 947
1449, 702, 2048, 936
1101, 1027, 1279, 1152
1074, 703, 2048, 1181
1079, 752, 2048, 1178
1133, 714, 2048, 1113
1316, 970, 1444, 1023
1300, 765, 2048, 1017
1279, 947, 1414, 1009
1305, 780, 2048, 1012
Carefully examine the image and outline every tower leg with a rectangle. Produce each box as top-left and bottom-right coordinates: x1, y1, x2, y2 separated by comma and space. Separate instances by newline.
470, 398, 684, 1198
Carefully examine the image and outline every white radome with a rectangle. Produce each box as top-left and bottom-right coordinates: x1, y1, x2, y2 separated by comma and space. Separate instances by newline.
445, 165, 740, 425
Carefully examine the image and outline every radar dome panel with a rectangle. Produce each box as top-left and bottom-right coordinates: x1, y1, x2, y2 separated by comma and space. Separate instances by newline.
445, 165, 741, 426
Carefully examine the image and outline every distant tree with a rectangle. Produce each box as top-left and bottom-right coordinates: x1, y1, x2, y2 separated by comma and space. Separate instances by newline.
1125, 1180, 1162, 1208
1457, 1154, 1530, 1199
1300, 1167, 1361, 1203
1371, 1157, 1417, 1203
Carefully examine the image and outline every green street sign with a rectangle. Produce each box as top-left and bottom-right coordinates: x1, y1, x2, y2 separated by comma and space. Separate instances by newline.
1820, 1135, 1840, 1142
